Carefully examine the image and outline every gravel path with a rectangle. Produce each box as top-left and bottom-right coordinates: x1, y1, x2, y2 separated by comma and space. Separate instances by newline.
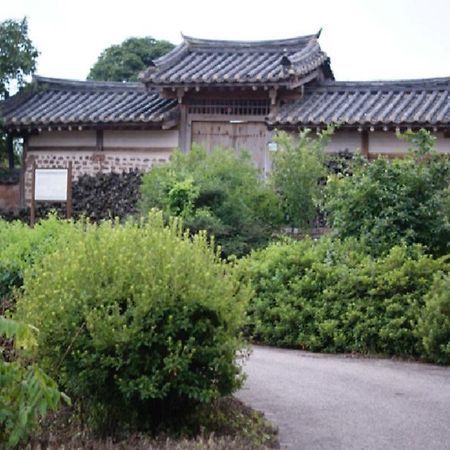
237, 346, 450, 450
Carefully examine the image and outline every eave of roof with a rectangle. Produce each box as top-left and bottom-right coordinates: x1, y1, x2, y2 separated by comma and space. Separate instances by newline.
269, 77, 450, 128
140, 32, 333, 87
0, 76, 179, 132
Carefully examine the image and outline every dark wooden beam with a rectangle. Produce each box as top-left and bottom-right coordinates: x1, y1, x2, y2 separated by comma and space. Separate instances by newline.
361, 130, 369, 158
6, 134, 14, 169
96, 129, 104, 151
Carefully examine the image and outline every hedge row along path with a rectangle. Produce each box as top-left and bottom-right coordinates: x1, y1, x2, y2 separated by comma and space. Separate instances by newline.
237, 346, 450, 450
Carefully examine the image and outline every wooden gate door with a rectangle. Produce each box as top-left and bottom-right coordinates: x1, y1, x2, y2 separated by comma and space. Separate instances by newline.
191, 121, 269, 173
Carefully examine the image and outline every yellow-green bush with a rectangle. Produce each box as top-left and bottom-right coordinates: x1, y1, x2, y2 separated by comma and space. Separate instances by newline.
240, 237, 449, 361
16, 212, 250, 431
418, 272, 450, 364
0, 216, 80, 300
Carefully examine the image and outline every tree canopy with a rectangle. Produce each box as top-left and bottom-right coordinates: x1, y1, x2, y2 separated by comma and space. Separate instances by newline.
0, 17, 38, 100
87, 37, 174, 82
0, 17, 39, 168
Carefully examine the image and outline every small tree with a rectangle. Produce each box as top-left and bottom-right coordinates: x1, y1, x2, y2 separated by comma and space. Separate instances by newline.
270, 127, 333, 230
325, 129, 450, 256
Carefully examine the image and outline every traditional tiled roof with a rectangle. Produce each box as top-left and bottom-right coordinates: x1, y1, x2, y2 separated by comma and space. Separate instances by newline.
1, 76, 179, 131
269, 77, 450, 128
140, 33, 333, 87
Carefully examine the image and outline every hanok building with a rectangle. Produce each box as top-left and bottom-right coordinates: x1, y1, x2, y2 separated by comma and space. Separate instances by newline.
1, 32, 450, 208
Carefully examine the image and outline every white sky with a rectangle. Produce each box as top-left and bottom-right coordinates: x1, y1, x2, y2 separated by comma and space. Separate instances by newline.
2, 0, 450, 82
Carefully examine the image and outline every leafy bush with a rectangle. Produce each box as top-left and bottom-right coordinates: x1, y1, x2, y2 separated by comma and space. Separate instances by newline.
0, 317, 67, 449
16, 212, 250, 432
325, 130, 450, 256
140, 145, 282, 257
417, 272, 450, 364
0, 216, 79, 302
270, 127, 332, 230
240, 237, 448, 359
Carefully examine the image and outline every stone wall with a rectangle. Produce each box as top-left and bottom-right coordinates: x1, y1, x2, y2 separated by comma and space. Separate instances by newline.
23, 129, 179, 203
24, 149, 172, 203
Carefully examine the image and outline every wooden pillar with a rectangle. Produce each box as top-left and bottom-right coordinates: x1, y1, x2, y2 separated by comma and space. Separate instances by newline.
66, 161, 73, 219
179, 104, 189, 152
20, 135, 28, 208
30, 160, 36, 227
6, 134, 14, 169
96, 129, 104, 151
361, 130, 369, 158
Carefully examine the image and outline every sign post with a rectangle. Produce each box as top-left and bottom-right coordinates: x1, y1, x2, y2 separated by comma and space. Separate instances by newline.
30, 161, 73, 226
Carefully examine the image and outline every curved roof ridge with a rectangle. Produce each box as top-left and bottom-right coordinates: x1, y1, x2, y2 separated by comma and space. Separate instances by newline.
316, 76, 450, 86
33, 75, 146, 91
181, 33, 318, 48
141, 32, 330, 86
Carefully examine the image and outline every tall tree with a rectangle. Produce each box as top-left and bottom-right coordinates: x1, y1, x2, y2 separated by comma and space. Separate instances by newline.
0, 17, 38, 100
88, 37, 174, 82
0, 17, 39, 168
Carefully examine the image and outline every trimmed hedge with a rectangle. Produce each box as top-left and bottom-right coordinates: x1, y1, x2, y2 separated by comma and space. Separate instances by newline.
240, 237, 449, 361
16, 212, 250, 432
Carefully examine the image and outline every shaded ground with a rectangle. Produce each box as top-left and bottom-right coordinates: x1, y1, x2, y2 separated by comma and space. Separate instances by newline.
30, 396, 279, 449
237, 346, 450, 450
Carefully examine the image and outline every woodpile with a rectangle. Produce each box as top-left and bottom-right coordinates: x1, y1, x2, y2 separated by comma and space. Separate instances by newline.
0, 170, 143, 223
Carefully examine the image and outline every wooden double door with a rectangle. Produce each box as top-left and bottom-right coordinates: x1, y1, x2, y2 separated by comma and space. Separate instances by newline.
191, 121, 271, 174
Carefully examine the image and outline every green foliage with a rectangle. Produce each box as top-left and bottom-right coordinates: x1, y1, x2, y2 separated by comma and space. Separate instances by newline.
0, 17, 38, 166
16, 212, 249, 432
240, 237, 448, 360
325, 130, 450, 256
88, 37, 174, 82
140, 146, 283, 257
0, 17, 38, 99
270, 127, 333, 230
0, 215, 80, 302
0, 317, 67, 449
417, 272, 450, 364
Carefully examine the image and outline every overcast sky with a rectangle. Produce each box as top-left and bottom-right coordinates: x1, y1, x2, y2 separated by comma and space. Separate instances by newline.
2, 0, 450, 82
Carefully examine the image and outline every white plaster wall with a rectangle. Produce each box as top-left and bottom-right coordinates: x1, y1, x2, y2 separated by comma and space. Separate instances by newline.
103, 130, 179, 149
369, 132, 450, 154
325, 130, 361, 153
433, 133, 450, 153
28, 130, 96, 147
369, 132, 409, 154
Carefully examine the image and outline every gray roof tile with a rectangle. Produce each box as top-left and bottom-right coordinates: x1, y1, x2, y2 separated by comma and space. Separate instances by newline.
1, 76, 178, 130
140, 34, 332, 86
270, 78, 450, 127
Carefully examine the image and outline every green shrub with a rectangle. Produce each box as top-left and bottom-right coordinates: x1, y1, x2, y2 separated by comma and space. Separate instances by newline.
140, 145, 283, 258
417, 272, 450, 364
0, 216, 79, 302
240, 237, 448, 359
325, 130, 450, 257
0, 317, 67, 449
270, 127, 333, 230
16, 212, 250, 432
